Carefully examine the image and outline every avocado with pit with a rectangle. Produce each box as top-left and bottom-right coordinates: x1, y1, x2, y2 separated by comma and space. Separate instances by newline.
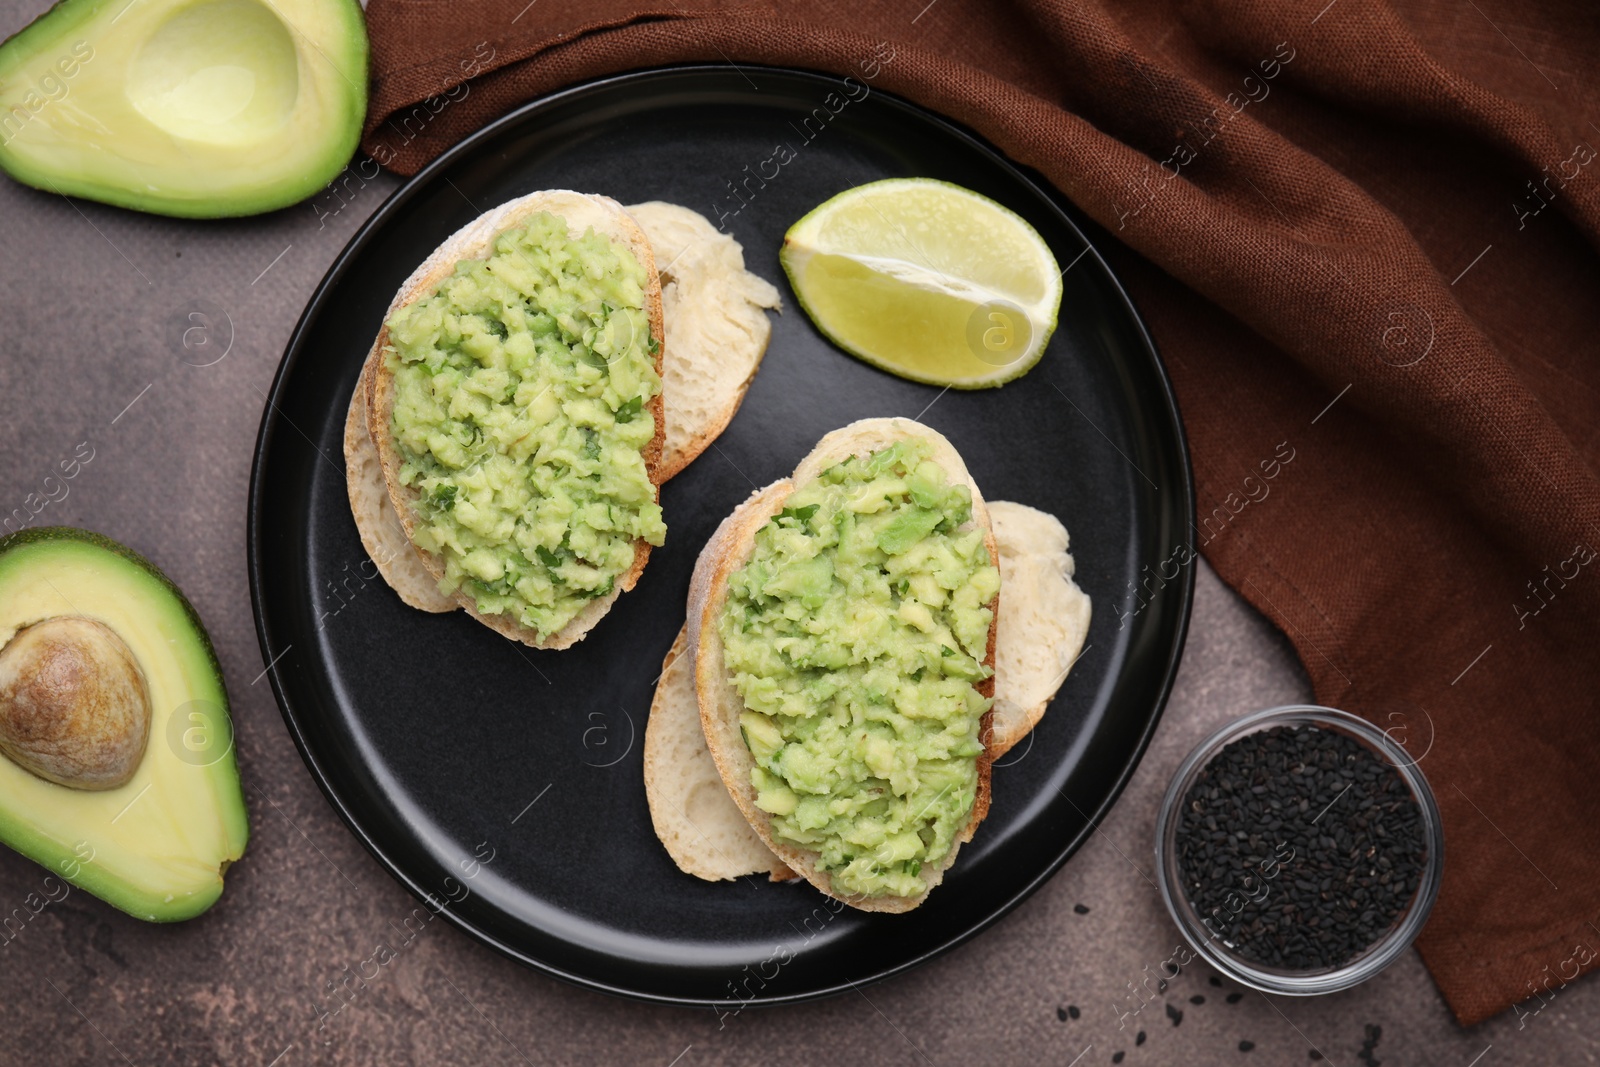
0, 527, 248, 920
0, 0, 367, 217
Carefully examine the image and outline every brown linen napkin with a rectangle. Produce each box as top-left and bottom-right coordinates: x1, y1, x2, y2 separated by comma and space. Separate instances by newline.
358, 0, 1600, 1026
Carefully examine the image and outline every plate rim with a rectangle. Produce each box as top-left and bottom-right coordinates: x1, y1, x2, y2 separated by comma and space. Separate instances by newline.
247, 62, 1195, 1008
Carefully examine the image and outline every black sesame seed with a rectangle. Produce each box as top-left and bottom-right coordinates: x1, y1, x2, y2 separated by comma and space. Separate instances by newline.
1190, 995, 1205, 1005
1226, 992, 1244, 1004
1310, 1051, 1324, 1061
1357, 1023, 1382, 1067
1209, 976, 1224, 987
1113, 1054, 1125, 1065
1136, 1030, 1146, 1046
1239, 1040, 1256, 1052
1056, 1006, 1068, 1022
1075, 903, 1091, 914
1166, 1003, 1183, 1026
1068, 1005, 1081, 1020
1174, 725, 1426, 971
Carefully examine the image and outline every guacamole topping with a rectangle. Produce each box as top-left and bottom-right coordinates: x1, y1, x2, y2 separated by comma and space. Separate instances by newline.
386, 211, 667, 639
719, 439, 1001, 898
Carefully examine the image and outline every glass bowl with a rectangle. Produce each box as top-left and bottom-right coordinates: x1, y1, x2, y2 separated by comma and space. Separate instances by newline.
1154, 705, 1444, 995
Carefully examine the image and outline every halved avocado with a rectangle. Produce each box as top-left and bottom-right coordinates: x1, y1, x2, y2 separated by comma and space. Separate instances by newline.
0, 528, 248, 920
0, 0, 367, 217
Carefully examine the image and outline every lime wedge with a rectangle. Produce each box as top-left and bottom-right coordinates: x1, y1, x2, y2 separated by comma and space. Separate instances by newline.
780, 178, 1063, 389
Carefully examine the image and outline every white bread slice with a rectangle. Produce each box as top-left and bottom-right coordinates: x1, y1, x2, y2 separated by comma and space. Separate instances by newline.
688, 418, 998, 913
345, 200, 779, 622
343, 370, 453, 613
624, 202, 780, 480
353, 190, 665, 649
643, 621, 794, 882
647, 499, 1090, 882
988, 501, 1091, 753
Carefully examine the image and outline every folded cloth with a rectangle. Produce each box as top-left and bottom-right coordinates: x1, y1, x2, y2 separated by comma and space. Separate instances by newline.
359, 0, 1600, 1026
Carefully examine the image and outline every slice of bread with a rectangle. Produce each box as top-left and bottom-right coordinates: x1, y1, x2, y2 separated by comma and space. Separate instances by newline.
647, 499, 1090, 883
343, 370, 453, 613
643, 620, 794, 882
344, 199, 779, 626
352, 190, 664, 650
988, 501, 1091, 754
688, 418, 998, 913
624, 202, 780, 480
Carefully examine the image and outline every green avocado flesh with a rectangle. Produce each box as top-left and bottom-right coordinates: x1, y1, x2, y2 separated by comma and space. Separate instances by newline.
0, 0, 367, 217
388, 211, 667, 640
719, 440, 1000, 899
0, 528, 248, 921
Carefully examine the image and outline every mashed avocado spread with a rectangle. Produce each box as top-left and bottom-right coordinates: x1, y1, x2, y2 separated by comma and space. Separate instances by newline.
386, 211, 667, 639
719, 439, 1001, 898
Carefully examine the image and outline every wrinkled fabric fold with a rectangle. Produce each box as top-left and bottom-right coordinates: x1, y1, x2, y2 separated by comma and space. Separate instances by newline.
358, 0, 1600, 1026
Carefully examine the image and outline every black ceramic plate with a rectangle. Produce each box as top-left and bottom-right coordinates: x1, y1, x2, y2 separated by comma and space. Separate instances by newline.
249, 66, 1193, 1007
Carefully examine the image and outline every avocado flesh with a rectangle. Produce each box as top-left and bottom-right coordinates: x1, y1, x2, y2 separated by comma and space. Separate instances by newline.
0, 529, 248, 920
0, 0, 367, 217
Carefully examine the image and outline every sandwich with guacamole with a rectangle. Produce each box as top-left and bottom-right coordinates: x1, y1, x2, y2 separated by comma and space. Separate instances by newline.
644, 418, 1092, 907
344, 192, 778, 648
645, 490, 1091, 891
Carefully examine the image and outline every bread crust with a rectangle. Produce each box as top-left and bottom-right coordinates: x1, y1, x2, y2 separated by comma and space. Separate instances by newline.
689, 418, 999, 912
357, 190, 666, 650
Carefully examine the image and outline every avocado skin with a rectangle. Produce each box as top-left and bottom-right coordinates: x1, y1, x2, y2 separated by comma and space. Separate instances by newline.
0, 527, 249, 922
0, 0, 370, 218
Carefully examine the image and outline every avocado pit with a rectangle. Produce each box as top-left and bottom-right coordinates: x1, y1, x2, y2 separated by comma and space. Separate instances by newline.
0, 615, 151, 790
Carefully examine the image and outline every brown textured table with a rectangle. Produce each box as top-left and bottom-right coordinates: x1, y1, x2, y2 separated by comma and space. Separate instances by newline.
1, 5, 1594, 1062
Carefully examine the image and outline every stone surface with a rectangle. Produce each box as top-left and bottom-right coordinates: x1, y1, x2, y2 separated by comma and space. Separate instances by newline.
0, 2, 1593, 1059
